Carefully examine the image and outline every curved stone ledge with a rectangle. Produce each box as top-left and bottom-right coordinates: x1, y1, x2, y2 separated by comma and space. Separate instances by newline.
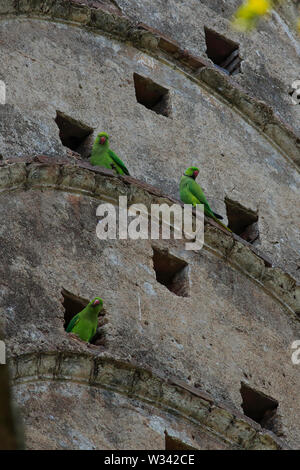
0, 0, 299, 170
9, 352, 288, 450
0, 156, 299, 317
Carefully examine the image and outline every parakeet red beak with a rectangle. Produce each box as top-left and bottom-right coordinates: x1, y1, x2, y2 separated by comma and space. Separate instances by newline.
100, 137, 106, 145
93, 299, 100, 306
193, 170, 199, 178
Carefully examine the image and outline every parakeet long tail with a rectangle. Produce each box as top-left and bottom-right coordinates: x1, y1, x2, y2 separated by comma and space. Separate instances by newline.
212, 216, 232, 232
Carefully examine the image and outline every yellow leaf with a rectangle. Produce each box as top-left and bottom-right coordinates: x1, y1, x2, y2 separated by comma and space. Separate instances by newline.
247, 0, 271, 16
232, 0, 272, 31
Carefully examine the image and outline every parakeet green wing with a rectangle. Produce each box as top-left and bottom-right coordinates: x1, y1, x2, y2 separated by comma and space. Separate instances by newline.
108, 149, 130, 175
188, 179, 215, 216
91, 324, 97, 339
66, 313, 80, 333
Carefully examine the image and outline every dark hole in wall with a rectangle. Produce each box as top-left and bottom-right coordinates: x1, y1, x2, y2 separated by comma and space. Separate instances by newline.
204, 27, 241, 75
55, 111, 93, 155
133, 73, 171, 117
240, 382, 279, 429
61, 288, 106, 346
62, 288, 88, 330
165, 433, 196, 450
152, 248, 189, 297
225, 197, 259, 244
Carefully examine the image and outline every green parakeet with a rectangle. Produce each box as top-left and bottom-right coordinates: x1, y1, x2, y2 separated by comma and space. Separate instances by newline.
90, 132, 130, 175
66, 297, 103, 343
179, 167, 231, 232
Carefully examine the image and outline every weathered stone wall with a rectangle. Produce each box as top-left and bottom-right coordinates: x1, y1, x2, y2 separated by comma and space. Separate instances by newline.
11, 353, 287, 450
0, 2, 299, 280
116, 0, 300, 134
0, 160, 299, 449
0, 0, 299, 450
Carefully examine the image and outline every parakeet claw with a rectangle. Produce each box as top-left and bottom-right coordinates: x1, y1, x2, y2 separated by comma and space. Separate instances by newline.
87, 343, 100, 350
68, 333, 86, 343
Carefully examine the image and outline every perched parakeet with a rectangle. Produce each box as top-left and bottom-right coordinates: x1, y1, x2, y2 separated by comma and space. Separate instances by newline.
179, 167, 231, 232
90, 132, 130, 175
66, 297, 103, 343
